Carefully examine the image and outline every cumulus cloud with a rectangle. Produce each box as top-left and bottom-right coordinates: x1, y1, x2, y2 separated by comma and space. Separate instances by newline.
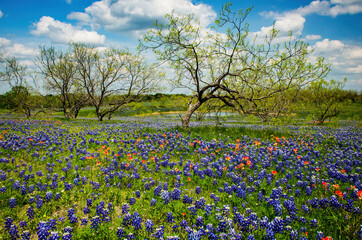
249, 13, 306, 43
305, 34, 322, 40
31, 16, 105, 44
310, 38, 362, 88
262, 0, 362, 18
0, 37, 38, 58
67, 0, 216, 36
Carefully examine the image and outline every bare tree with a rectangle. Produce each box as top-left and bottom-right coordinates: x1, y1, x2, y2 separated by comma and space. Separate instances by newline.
0, 57, 44, 118
72, 43, 162, 121
37, 46, 88, 119
140, 3, 330, 127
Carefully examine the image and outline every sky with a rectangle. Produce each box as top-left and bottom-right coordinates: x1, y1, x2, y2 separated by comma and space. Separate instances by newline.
0, 0, 361, 93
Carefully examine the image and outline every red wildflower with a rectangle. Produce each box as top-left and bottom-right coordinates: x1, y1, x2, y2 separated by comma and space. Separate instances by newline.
271, 170, 277, 175
322, 236, 332, 240
357, 190, 362, 200
335, 190, 343, 198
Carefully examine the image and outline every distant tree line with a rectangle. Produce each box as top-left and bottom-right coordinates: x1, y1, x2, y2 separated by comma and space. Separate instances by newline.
1, 3, 360, 126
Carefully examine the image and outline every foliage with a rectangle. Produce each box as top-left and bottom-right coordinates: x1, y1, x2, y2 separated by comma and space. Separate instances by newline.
140, 3, 330, 127
307, 78, 347, 123
0, 57, 45, 118
72, 43, 164, 121
37, 46, 88, 119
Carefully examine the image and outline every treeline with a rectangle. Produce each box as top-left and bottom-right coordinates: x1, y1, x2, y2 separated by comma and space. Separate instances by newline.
1, 3, 361, 125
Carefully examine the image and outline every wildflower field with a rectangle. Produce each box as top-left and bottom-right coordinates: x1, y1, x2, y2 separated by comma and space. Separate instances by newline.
0, 119, 361, 240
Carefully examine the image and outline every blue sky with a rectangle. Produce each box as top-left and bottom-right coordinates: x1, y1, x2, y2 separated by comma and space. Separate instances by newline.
0, 0, 361, 91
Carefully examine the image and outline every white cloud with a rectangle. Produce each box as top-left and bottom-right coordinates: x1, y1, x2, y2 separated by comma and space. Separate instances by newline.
311, 38, 362, 89
67, 0, 216, 36
0, 37, 38, 58
67, 12, 91, 23
31, 16, 105, 44
0, 10, 3, 19
305, 34, 322, 40
0, 37, 11, 47
66, 0, 71, 4
313, 38, 345, 53
263, 0, 362, 18
250, 13, 306, 43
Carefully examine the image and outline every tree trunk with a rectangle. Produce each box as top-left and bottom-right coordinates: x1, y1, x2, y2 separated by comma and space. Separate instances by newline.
181, 101, 202, 128
95, 106, 103, 121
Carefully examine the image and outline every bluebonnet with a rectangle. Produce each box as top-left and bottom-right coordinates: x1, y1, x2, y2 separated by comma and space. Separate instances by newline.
180, 219, 188, 229
123, 213, 132, 226
5, 217, 14, 230
196, 216, 204, 227
8, 224, 19, 239
129, 197, 136, 205
172, 188, 181, 200
90, 216, 101, 231
21, 184, 27, 195
9, 197, 16, 208
37, 221, 50, 240
19, 221, 27, 228
54, 193, 61, 200
45, 191, 52, 202
290, 230, 298, 239
145, 219, 154, 232
86, 198, 93, 207
153, 226, 165, 239
69, 214, 78, 224
62, 232, 72, 240
167, 212, 174, 223
122, 203, 130, 214
161, 190, 170, 204
117, 227, 125, 239
131, 212, 142, 230
21, 230, 31, 240
36, 197, 43, 209
47, 218, 57, 230
83, 207, 90, 214
48, 231, 61, 240
81, 217, 88, 226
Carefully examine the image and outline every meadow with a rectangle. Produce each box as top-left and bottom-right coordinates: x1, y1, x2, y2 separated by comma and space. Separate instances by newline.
0, 118, 361, 239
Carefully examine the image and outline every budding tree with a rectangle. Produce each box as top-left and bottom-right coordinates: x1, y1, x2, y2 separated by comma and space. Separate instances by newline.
71, 43, 163, 121
0, 57, 44, 118
37, 45, 88, 119
140, 3, 330, 127
307, 78, 347, 124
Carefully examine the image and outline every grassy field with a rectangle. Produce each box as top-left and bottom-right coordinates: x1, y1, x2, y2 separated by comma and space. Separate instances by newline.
0, 118, 361, 239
